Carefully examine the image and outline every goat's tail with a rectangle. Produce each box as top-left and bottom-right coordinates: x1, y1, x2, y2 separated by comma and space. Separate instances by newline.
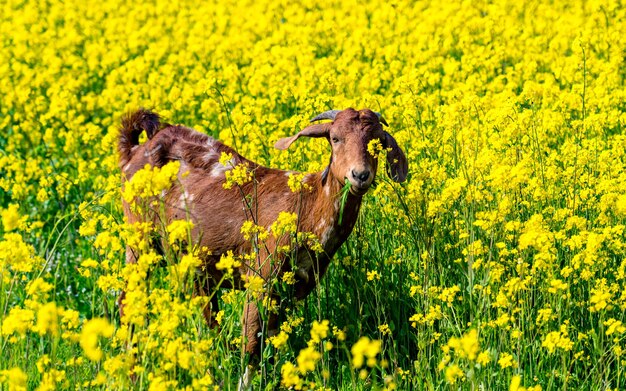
119, 108, 161, 166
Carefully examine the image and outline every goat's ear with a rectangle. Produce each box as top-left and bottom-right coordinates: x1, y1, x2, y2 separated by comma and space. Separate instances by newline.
383, 132, 408, 182
274, 123, 330, 150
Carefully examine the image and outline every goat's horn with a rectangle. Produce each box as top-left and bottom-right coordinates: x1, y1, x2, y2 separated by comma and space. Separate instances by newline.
374, 111, 389, 127
310, 110, 341, 123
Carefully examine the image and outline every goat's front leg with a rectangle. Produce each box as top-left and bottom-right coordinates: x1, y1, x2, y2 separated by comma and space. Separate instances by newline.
241, 295, 279, 357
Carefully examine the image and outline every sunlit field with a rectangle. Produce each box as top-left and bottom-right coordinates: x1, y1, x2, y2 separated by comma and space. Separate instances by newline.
2, 0, 626, 389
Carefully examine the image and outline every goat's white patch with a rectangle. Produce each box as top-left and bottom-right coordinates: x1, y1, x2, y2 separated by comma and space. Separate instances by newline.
321, 225, 334, 245
122, 162, 132, 172
179, 191, 194, 206
144, 144, 162, 157
131, 145, 138, 151
315, 219, 327, 232
204, 151, 219, 162
211, 161, 232, 177
238, 366, 252, 391
206, 138, 216, 149
324, 186, 330, 196
180, 190, 194, 201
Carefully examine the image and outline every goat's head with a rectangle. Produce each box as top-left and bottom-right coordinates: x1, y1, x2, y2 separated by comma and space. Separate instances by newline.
275, 108, 408, 196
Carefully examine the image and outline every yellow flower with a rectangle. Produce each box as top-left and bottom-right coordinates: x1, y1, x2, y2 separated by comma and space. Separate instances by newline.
604, 319, 626, 336
215, 251, 241, 274
243, 274, 265, 297
1, 307, 35, 337
177, 253, 202, 276
446, 329, 480, 361
269, 331, 289, 349
367, 270, 381, 281
26, 277, 53, 298
333, 326, 346, 342
282, 271, 296, 285
122, 161, 180, 203
297, 346, 321, 373
240, 220, 269, 241
536, 307, 554, 325
166, 219, 194, 244
378, 324, 392, 336
0, 367, 27, 391
367, 139, 384, 158
80, 318, 114, 361
223, 163, 252, 189
444, 364, 464, 384
33, 302, 62, 337
547, 279, 568, 294
351, 336, 382, 368
476, 351, 491, 366
280, 362, 302, 389
218, 152, 233, 166
310, 320, 330, 344
541, 326, 573, 354
272, 212, 298, 237
287, 172, 312, 192
589, 284, 612, 312
498, 352, 516, 369
0, 233, 43, 274
439, 285, 461, 304
510, 375, 525, 391
1, 204, 24, 232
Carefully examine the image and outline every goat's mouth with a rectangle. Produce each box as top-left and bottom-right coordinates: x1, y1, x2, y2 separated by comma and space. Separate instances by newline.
348, 183, 370, 197
342, 177, 371, 197
349, 186, 369, 196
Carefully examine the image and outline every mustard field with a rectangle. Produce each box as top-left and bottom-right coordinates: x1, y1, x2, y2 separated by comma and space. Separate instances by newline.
1, 0, 626, 389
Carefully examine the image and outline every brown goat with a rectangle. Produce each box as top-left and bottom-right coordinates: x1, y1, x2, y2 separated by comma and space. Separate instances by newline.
118, 108, 408, 367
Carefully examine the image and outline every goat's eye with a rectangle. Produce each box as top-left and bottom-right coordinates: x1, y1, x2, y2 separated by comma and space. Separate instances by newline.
331, 137, 340, 144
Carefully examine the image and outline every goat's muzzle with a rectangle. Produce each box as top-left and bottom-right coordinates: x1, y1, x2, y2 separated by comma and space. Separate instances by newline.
347, 169, 373, 196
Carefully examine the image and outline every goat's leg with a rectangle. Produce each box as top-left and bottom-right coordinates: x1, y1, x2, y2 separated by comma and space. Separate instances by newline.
239, 294, 279, 390
242, 300, 279, 353
242, 300, 263, 357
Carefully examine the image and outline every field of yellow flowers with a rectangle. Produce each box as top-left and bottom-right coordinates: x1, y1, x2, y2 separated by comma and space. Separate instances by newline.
2, 0, 626, 389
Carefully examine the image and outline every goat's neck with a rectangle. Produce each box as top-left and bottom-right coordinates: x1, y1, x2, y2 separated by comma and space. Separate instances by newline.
307, 169, 363, 255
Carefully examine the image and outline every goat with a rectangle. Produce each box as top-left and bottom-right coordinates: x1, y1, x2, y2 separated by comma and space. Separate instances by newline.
118, 107, 408, 375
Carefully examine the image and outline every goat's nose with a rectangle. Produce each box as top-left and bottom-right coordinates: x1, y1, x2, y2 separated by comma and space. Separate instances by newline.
352, 169, 370, 183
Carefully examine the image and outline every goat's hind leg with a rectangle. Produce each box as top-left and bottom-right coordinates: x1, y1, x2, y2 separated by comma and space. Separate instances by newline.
239, 293, 280, 390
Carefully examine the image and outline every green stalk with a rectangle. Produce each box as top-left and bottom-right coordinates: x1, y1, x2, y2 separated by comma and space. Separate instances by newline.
338, 181, 351, 225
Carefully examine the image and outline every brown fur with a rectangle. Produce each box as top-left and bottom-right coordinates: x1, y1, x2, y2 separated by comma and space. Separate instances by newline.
118, 108, 408, 359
